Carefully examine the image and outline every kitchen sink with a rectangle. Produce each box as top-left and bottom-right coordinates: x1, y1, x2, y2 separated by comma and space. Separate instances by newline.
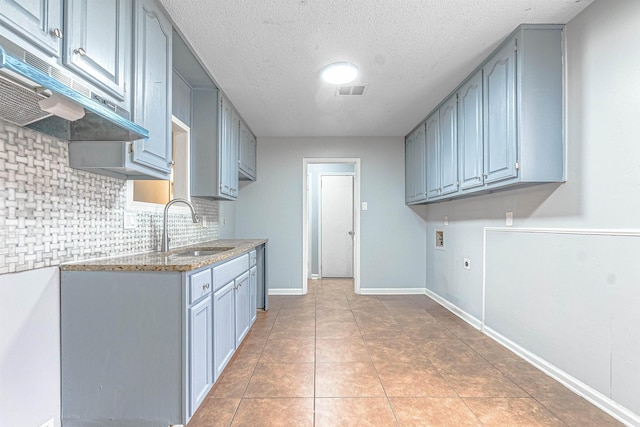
170, 247, 234, 257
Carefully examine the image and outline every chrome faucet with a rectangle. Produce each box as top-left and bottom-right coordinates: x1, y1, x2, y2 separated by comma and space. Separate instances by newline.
161, 198, 200, 252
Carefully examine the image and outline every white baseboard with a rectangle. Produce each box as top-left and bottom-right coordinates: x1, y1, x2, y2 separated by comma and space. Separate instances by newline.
359, 287, 425, 295
268, 288, 305, 296
483, 327, 640, 427
310, 274, 319, 280
422, 287, 638, 426
424, 288, 482, 330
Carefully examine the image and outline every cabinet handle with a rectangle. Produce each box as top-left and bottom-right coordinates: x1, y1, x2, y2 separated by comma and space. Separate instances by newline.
74, 47, 87, 56
476, 176, 481, 180
50, 28, 63, 39
203, 283, 210, 290
483, 174, 488, 179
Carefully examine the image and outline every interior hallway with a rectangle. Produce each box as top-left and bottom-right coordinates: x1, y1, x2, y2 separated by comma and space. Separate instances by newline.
188, 279, 622, 426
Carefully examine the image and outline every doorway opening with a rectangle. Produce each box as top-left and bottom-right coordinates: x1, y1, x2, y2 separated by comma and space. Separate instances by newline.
302, 158, 361, 294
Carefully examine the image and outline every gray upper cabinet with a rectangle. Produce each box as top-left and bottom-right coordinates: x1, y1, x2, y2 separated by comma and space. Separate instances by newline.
405, 24, 565, 204
63, 0, 131, 104
172, 70, 191, 126
0, 0, 63, 57
439, 95, 458, 196
191, 89, 239, 200
425, 113, 440, 199
483, 38, 517, 185
405, 124, 426, 204
458, 70, 484, 191
239, 119, 257, 181
132, 0, 172, 174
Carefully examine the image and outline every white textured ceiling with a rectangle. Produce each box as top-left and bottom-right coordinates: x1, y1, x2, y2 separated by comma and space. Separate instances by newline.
160, 0, 592, 137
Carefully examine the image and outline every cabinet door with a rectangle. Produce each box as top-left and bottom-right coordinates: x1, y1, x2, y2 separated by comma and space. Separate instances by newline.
235, 271, 250, 347
483, 38, 517, 184
425, 113, 440, 199
188, 296, 212, 417
250, 266, 257, 325
439, 95, 458, 196
218, 95, 234, 198
404, 134, 414, 203
412, 125, 426, 202
239, 120, 257, 180
132, 0, 172, 173
213, 280, 235, 380
0, 0, 62, 57
64, 0, 130, 102
229, 110, 240, 197
458, 71, 484, 190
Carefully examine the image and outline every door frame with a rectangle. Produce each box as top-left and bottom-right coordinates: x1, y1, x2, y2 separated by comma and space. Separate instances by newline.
302, 158, 361, 295
318, 172, 355, 279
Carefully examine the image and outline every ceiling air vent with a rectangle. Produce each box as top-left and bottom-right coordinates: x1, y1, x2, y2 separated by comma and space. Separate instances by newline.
336, 85, 367, 96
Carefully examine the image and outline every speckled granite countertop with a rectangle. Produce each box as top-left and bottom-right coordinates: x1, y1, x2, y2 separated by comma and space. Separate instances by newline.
60, 239, 267, 272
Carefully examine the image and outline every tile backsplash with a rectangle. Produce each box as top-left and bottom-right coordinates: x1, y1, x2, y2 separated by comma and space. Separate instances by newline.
0, 119, 220, 274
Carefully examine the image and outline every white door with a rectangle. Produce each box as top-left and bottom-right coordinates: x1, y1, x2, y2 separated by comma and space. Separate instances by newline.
320, 175, 354, 277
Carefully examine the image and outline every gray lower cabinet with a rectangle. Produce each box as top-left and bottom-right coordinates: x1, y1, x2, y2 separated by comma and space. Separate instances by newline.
61, 250, 262, 427
213, 280, 236, 380
405, 24, 565, 204
188, 269, 213, 417
250, 265, 258, 324
235, 271, 251, 347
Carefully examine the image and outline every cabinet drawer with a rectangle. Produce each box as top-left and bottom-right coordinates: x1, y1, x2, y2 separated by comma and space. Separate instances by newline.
190, 269, 212, 305
249, 250, 257, 267
213, 254, 249, 290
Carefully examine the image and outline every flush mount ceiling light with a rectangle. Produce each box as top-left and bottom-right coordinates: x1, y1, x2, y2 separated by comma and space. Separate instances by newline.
321, 62, 359, 85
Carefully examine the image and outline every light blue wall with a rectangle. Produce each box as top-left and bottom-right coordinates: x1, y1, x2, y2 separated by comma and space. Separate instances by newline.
234, 137, 427, 292
307, 163, 355, 276
422, 0, 640, 421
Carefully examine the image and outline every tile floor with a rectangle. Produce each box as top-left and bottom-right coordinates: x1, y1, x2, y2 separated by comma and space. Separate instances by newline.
188, 279, 623, 426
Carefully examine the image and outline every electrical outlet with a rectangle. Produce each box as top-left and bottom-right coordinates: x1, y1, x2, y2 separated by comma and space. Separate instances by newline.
123, 212, 137, 230
464, 258, 471, 270
361, 202, 368, 211
39, 418, 54, 427
201, 216, 208, 228
506, 211, 513, 227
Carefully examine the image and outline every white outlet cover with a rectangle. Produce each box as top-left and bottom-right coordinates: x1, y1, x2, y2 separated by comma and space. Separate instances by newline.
362, 202, 368, 211
506, 211, 513, 226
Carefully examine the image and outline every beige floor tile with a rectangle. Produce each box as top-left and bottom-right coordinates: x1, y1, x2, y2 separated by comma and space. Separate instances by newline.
268, 322, 315, 340
414, 337, 487, 367
316, 320, 362, 339
316, 338, 371, 363
401, 323, 452, 340
315, 362, 385, 397
315, 298, 351, 310
366, 338, 430, 364
463, 336, 521, 363
437, 362, 528, 397
188, 398, 240, 427
358, 321, 408, 340
231, 398, 313, 427
464, 397, 566, 426
538, 395, 624, 426
211, 363, 255, 398
316, 308, 356, 323
315, 398, 397, 427
491, 360, 576, 399
390, 397, 482, 426
375, 363, 457, 397
258, 339, 315, 364
244, 363, 314, 398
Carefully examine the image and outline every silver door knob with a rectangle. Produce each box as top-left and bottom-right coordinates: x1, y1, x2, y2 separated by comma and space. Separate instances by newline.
348, 231, 355, 236
50, 28, 63, 39
74, 47, 87, 56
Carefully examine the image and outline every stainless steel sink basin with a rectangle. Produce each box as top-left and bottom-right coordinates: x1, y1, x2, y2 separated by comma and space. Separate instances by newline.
170, 247, 234, 257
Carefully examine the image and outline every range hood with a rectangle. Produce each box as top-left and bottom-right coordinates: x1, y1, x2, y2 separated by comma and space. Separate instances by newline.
0, 43, 149, 142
